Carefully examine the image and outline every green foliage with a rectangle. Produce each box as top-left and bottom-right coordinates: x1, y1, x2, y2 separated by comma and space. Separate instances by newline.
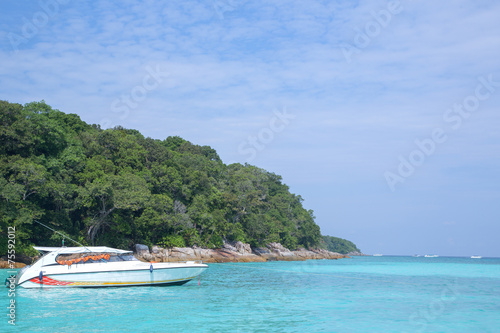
321, 235, 360, 254
158, 234, 186, 248
0, 100, 339, 255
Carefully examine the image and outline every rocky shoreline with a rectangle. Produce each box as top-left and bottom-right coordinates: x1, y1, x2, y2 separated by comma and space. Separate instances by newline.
0, 242, 350, 268
135, 241, 349, 263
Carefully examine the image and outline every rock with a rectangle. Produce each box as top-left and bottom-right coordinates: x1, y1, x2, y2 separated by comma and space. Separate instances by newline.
199, 249, 214, 260
263, 242, 304, 260
253, 247, 278, 261
222, 242, 237, 252
135, 244, 150, 257
0, 260, 26, 269
222, 241, 253, 255
267, 242, 290, 253
233, 241, 252, 255
177, 247, 196, 257
253, 247, 271, 255
151, 245, 160, 254
169, 248, 189, 260
165, 247, 200, 262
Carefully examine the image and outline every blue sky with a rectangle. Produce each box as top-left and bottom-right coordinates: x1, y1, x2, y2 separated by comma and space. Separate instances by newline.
1, 0, 499, 256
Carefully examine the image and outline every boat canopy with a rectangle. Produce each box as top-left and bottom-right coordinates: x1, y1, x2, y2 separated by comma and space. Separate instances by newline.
33, 246, 132, 254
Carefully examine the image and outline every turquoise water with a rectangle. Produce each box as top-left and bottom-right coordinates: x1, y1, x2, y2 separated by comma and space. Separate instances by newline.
1, 256, 499, 332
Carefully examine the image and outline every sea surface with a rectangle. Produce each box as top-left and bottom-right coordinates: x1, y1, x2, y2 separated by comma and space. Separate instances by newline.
1, 256, 499, 332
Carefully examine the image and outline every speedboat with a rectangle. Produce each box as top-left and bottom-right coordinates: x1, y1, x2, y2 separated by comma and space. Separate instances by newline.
424, 254, 439, 258
372, 254, 383, 257
470, 255, 482, 259
13, 246, 208, 288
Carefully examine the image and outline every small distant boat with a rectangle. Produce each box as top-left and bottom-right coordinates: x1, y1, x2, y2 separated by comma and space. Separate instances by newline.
372, 254, 383, 257
470, 255, 482, 259
413, 254, 421, 257
424, 254, 439, 258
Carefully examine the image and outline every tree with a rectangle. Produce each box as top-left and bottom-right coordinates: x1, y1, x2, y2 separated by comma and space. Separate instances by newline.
78, 173, 151, 244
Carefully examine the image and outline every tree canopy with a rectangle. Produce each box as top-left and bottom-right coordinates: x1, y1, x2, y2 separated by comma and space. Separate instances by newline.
0, 100, 358, 255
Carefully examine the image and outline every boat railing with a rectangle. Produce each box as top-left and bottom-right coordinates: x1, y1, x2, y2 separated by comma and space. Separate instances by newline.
156, 259, 205, 265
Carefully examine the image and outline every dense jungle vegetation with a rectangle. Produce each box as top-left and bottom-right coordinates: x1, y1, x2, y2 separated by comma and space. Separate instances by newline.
0, 100, 359, 256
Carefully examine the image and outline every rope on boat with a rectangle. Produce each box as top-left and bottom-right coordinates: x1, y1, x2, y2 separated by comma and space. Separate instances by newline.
34, 220, 93, 252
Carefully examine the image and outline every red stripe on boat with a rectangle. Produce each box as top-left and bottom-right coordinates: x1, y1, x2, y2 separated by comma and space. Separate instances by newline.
29, 276, 73, 286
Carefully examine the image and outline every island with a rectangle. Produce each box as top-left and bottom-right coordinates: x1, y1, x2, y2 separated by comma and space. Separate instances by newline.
0, 100, 361, 264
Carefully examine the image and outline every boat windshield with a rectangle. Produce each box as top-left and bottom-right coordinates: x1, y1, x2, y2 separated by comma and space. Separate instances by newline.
108, 254, 138, 262
55, 252, 138, 265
